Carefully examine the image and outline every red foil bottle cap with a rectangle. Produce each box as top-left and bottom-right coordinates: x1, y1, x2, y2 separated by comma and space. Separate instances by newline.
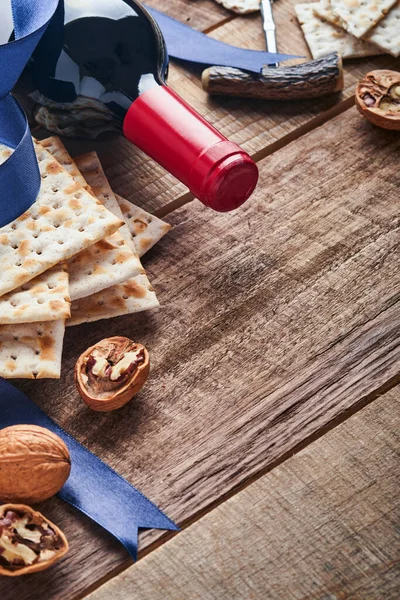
123, 85, 258, 212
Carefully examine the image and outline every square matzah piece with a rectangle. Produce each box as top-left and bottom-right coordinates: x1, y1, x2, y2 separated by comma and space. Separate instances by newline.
0, 319, 65, 378
38, 139, 144, 300
295, 3, 384, 58
313, 0, 399, 55
0, 143, 123, 297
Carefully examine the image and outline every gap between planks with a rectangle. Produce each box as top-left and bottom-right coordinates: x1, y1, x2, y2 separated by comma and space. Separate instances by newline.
155, 94, 356, 219
79, 366, 400, 600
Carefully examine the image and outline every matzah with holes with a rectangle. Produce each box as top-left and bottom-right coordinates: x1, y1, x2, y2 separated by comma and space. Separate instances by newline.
116, 194, 171, 257
214, 0, 260, 14
68, 274, 159, 326
0, 263, 70, 325
330, 0, 397, 37
315, 1, 400, 56
0, 320, 65, 378
71, 151, 171, 256
67, 152, 160, 323
0, 147, 70, 324
51, 146, 133, 245
38, 139, 144, 300
0, 143, 123, 297
295, 3, 384, 58
73, 152, 131, 239
39, 137, 92, 193
364, 4, 400, 56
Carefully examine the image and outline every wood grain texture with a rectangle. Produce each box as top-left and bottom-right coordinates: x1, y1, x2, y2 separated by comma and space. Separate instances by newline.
2, 107, 399, 600
86, 386, 400, 600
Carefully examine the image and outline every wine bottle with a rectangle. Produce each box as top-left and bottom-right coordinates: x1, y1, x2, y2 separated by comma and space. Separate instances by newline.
32, 0, 259, 212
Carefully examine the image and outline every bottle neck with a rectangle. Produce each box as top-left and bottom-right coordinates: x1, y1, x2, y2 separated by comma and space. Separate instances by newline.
123, 85, 258, 211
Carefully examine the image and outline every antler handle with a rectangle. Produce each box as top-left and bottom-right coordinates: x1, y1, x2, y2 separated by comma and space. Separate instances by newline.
202, 53, 344, 100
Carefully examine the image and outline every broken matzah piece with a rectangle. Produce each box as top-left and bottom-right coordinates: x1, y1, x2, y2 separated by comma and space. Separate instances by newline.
295, 4, 384, 58
330, 0, 398, 38
363, 3, 400, 56
0, 143, 123, 297
314, 1, 400, 56
115, 194, 171, 258
0, 319, 65, 378
0, 263, 70, 325
38, 139, 144, 300
67, 273, 159, 326
214, 0, 260, 14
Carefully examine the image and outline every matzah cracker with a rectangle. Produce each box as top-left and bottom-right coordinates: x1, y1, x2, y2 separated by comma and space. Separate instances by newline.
314, 1, 399, 56
67, 274, 159, 326
63, 154, 160, 325
0, 320, 65, 378
39, 136, 92, 193
330, 0, 397, 37
0, 263, 70, 325
0, 143, 123, 297
39, 139, 144, 300
364, 4, 400, 56
214, 0, 260, 14
73, 152, 134, 245
0, 146, 70, 324
116, 194, 171, 257
295, 4, 384, 58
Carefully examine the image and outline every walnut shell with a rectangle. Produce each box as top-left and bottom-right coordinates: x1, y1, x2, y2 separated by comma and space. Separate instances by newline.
74, 336, 150, 412
0, 425, 71, 504
0, 504, 68, 576
355, 69, 400, 131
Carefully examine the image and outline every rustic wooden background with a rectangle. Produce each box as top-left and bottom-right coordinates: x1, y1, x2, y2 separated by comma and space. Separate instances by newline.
3, 0, 399, 598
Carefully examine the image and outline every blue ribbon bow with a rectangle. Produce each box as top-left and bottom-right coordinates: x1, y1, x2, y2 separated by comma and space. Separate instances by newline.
0, 0, 61, 227
0, 379, 178, 558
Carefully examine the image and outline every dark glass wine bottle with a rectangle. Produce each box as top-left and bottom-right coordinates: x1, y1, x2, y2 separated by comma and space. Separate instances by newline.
36, 0, 259, 212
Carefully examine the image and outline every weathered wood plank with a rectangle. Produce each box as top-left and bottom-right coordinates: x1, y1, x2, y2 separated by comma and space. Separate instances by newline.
85, 386, 400, 600
2, 107, 399, 600
144, 0, 230, 31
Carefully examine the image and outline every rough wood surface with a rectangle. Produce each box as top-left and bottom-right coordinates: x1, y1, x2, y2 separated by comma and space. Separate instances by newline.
86, 386, 400, 600
2, 107, 399, 600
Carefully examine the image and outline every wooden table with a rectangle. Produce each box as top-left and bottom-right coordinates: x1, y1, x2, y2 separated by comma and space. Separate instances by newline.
4, 1, 400, 598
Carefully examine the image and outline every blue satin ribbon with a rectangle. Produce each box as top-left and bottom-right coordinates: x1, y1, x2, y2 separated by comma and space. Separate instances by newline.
0, 378, 178, 558
0, 0, 60, 227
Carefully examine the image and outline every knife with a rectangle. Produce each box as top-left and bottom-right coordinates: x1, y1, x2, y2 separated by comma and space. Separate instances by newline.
260, 0, 278, 67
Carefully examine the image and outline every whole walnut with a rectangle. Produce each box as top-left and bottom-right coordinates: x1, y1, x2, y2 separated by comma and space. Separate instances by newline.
0, 425, 71, 504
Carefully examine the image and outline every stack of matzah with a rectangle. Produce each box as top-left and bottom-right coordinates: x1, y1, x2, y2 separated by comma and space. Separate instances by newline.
295, 0, 400, 59
0, 139, 171, 379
